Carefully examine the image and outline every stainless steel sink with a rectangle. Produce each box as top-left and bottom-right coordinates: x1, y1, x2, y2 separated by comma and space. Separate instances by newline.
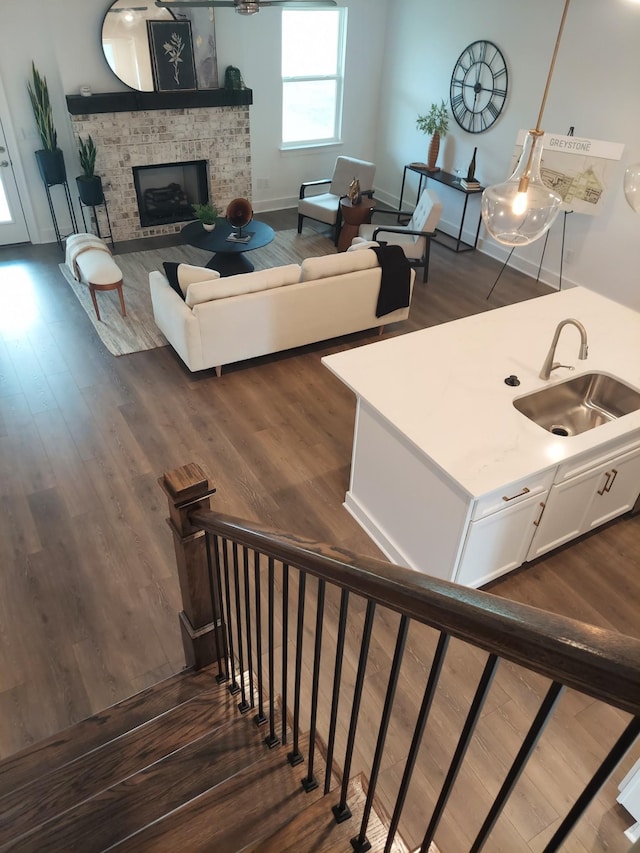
513, 372, 640, 436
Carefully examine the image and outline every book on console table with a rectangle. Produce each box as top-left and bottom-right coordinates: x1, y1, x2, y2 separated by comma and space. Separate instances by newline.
226, 230, 254, 244
460, 179, 482, 190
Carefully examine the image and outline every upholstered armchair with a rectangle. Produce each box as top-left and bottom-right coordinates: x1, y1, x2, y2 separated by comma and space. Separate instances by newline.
355, 188, 443, 282
298, 156, 376, 243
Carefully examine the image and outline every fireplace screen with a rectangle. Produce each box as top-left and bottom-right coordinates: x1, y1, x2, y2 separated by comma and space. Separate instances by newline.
133, 160, 208, 227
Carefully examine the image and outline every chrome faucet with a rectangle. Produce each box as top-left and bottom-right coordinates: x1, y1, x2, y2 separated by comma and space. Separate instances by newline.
539, 318, 588, 380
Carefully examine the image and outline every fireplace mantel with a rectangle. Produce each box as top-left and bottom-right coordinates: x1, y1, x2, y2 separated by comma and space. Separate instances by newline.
66, 88, 252, 116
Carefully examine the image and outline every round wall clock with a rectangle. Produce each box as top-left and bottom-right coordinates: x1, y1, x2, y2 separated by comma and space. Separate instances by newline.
450, 40, 508, 133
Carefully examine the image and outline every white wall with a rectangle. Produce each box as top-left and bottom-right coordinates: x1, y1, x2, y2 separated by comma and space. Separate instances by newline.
374, 0, 640, 310
0, 0, 387, 243
1, 0, 640, 310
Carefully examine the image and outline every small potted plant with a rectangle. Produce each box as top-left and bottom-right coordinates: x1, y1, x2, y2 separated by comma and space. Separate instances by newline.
192, 201, 221, 232
76, 135, 104, 207
416, 100, 449, 172
27, 61, 66, 186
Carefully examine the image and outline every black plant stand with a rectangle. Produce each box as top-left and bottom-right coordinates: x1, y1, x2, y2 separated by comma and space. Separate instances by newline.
43, 179, 78, 249
79, 196, 114, 248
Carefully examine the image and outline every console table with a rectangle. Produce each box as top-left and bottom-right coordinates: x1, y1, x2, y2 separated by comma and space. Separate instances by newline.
399, 164, 483, 253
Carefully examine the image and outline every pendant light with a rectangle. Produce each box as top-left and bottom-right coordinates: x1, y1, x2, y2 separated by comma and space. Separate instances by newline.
481, 0, 571, 246
623, 163, 640, 212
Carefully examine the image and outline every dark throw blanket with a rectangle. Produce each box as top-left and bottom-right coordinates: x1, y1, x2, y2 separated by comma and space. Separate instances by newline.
372, 244, 412, 318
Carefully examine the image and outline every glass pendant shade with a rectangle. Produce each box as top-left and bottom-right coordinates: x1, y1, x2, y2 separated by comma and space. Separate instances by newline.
481, 131, 563, 246
623, 163, 640, 213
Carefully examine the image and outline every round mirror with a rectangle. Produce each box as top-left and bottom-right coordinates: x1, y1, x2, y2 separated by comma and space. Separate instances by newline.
102, 0, 219, 92
102, 1, 173, 91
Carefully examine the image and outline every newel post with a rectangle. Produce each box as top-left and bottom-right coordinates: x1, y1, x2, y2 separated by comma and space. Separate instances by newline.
160, 462, 223, 670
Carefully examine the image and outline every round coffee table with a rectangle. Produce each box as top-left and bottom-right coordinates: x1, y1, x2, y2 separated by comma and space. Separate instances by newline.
181, 219, 275, 276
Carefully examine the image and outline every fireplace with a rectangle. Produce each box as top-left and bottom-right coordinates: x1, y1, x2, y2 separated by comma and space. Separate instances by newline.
67, 100, 252, 242
133, 160, 208, 227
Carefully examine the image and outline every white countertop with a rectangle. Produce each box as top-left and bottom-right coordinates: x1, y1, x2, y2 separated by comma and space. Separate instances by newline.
322, 287, 640, 498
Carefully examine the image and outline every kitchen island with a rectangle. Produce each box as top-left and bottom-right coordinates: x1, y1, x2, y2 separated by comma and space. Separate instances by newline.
322, 287, 640, 587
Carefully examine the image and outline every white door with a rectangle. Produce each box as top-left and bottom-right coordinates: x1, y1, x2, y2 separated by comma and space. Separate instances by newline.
0, 117, 30, 245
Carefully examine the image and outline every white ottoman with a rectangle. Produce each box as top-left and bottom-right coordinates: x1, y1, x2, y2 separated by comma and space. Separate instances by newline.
65, 233, 125, 322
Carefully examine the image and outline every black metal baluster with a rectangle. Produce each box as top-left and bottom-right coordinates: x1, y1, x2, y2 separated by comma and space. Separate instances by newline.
264, 557, 280, 748
208, 534, 228, 683
288, 571, 306, 767
302, 578, 325, 792
352, 615, 409, 853
254, 550, 267, 727
281, 562, 289, 745
324, 588, 350, 794
221, 538, 240, 695
471, 681, 564, 852
544, 716, 640, 853
384, 632, 450, 853
419, 654, 500, 853
333, 599, 376, 823
242, 546, 255, 709
232, 543, 250, 713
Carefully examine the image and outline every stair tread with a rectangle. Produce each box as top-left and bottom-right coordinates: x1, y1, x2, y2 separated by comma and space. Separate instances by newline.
0, 666, 216, 798
2, 710, 271, 852
0, 678, 246, 844
111, 732, 326, 852
242, 774, 411, 853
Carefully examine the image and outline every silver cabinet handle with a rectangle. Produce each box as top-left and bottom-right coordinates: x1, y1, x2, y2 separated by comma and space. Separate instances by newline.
0, 146, 5, 153
0, 161, 9, 168
502, 487, 530, 502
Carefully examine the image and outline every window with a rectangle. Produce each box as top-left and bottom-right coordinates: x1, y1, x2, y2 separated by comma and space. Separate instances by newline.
281, 8, 346, 148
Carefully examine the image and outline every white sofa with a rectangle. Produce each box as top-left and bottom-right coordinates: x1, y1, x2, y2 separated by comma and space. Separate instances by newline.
149, 249, 414, 374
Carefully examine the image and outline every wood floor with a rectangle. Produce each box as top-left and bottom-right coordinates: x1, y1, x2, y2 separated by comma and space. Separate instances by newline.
0, 211, 638, 851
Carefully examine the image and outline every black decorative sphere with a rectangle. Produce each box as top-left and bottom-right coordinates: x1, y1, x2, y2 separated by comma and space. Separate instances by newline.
226, 197, 253, 228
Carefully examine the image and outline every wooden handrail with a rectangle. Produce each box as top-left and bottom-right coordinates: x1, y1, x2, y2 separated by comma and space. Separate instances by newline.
190, 506, 640, 716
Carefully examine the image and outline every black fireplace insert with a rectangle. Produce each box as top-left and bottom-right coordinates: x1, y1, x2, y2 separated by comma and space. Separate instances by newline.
133, 160, 208, 227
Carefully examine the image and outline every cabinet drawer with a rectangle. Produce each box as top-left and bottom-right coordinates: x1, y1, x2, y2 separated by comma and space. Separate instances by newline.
471, 469, 555, 521
555, 432, 640, 482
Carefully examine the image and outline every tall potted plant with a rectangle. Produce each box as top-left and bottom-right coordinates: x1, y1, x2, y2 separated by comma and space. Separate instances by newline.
76, 135, 104, 207
27, 61, 66, 186
416, 100, 449, 172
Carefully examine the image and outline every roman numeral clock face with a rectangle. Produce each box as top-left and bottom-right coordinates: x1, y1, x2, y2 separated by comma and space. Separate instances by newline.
450, 40, 508, 133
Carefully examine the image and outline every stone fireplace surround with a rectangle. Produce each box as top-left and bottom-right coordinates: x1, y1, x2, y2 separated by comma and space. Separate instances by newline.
66, 91, 253, 243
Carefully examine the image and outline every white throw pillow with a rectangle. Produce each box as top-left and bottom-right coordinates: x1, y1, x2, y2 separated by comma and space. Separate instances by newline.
163, 262, 220, 298
348, 239, 380, 251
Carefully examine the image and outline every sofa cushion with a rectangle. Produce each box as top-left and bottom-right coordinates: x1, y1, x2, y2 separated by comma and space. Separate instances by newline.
185, 263, 302, 307
300, 249, 378, 282
163, 262, 220, 300
348, 239, 380, 251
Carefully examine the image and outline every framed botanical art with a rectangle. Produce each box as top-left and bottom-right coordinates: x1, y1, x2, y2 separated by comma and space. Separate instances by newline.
147, 20, 197, 92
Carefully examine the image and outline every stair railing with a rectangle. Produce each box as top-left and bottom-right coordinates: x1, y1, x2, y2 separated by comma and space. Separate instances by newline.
162, 463, 640, 853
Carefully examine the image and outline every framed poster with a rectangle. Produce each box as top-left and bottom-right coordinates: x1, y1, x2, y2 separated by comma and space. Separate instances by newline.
510, 131, 624, 216
147, 20, 197, 92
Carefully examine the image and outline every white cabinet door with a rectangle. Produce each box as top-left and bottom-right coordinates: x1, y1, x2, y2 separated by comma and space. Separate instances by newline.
584, 446, 640, 531
528, 446, 640, 560
455, 493, 547, 588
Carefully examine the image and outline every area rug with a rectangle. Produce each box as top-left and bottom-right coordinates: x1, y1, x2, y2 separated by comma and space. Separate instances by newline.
58, 228, 336, 356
